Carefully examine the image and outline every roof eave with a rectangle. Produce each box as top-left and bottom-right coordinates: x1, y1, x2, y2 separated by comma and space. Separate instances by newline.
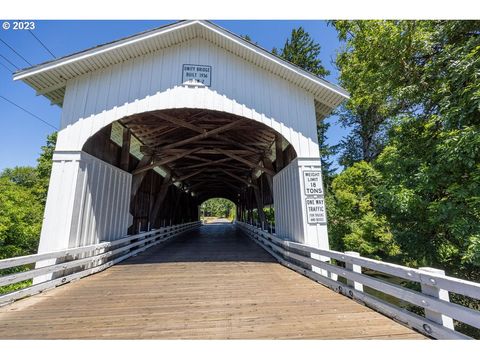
13, 20, 350, 105
13, 20, 197, 81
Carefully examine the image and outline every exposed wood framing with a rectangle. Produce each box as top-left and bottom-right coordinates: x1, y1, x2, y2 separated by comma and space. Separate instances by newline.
120, 127, 131, 171
217, 148, 275, 176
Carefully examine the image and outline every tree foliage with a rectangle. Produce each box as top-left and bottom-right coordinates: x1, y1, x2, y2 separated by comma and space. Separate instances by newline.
200, 198, 236, 220
274, 27, 334, 182
0, 132, 57, 260
327, 162, 400, 259
273, 27, 330, 78
328, 20, 480, 284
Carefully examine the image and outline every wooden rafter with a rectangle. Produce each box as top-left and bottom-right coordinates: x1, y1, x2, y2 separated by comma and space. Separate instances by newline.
158, 120, 244, 151
132, 147, 202, 175
217, 148, 275, 176
175, 157, 232, 171
220, 169, 258, 189
173, 168, 205, 183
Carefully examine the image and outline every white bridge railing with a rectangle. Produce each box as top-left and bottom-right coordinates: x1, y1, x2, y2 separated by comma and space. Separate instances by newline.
237, 221, 480, 340
0, 221, 201, 306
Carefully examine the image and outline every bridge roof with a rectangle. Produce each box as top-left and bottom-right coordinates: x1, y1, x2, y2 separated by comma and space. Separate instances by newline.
13, 20, 348, 119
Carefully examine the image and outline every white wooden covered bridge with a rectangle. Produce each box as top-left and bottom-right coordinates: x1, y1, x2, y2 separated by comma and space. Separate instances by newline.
1, 20, 479, 339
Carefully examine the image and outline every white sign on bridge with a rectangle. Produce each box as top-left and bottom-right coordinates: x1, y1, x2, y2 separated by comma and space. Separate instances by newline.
306, 197, 326, 224
182, 64, 212, 86
303, 170, 324, 196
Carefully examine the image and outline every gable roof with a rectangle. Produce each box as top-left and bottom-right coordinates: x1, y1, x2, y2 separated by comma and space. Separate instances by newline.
13, 20, 348, 120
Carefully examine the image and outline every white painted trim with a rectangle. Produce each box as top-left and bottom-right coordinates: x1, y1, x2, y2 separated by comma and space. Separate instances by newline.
0, 222, 201, 305
13, 21, 197, 80
13, 20, 349, 106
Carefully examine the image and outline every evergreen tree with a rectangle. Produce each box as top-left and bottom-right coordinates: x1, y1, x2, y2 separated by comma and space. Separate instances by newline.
276, 27, 330, 78
274, 27, 334, 180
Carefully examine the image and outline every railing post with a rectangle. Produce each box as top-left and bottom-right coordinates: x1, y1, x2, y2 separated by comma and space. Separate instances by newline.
419, 267, 455, 330
345, 251, 363, 292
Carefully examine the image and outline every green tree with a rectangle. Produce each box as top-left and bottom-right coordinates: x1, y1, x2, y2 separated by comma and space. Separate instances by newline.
0, 132, 57, 260
0, 177, 43, 259
1, 166, 39, 188
275, 27, 330, 78
330, 20, 480, 281
201, 198, 236, 220
274, 27, 334, 181
327, 161, 400, 259
36, 132, 57, 204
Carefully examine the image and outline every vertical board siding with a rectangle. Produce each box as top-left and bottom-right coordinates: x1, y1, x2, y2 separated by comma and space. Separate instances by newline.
273, 158, 329, 251
57, 38, 320, 157
273, 159, 304, 243
40, 152, 132, 252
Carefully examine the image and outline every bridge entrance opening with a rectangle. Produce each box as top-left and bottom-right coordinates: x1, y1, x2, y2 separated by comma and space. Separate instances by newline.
199, 198, 236, 224
81, 108, 297, 236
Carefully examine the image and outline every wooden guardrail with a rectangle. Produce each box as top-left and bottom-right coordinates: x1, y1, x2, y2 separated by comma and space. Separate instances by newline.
0, 221, 201, 306
237, 221, 480, 340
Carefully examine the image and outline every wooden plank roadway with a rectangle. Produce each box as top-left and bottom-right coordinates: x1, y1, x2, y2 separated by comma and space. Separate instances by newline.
0, 222, 425, 339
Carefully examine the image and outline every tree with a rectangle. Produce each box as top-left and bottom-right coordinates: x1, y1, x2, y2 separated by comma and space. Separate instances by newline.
274, 27, 334, 180
0, 166, 39, 188
330, 20, 480, 282
327, 161, 400, 259
36, 132, 57, 204
0, 132, 57, 261
275, 27, 330, 78
200, 198, 236, 220
0, 178, 43, 260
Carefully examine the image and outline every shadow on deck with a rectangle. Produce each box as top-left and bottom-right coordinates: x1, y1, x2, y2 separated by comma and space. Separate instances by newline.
0, 223, 425, 339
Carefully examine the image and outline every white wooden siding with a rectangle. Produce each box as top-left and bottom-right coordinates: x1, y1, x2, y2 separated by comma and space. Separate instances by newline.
38, 151, 132, 256
56, 38, 320, 158
273, 158, 329, 250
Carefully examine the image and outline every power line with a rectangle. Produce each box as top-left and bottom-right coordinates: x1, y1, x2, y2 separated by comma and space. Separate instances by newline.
28, 30, 56, 59
0, 53, 19, 70
0, 38, 32, 66
0, 60, 13, 73
0, 94, 58, 130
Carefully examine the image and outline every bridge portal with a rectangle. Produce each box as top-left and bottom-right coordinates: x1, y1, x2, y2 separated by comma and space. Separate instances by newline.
13, 20, 348, 272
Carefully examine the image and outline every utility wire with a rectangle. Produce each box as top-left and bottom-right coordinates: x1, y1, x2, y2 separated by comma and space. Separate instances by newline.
0, 94, 58, 130
0, 38, 32, 66
28, 30, 56, 58
0, 60, 13, 73
0, 53, 20, 70
0, 61, 15, 74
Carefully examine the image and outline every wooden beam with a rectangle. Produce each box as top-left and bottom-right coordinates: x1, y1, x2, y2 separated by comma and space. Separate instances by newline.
275, 133, 284, 171
176, 157, 231, 171
220, 169, 258, 189
152, 113, 205, 134
161, 149, 257, 155
217, 148, 275, 176
132, 148, 202, 175
262, 157, 275, 194
149, 173, 172, 225
214, 133, 263, 153
130, 154, 153, 200
35, 81, 66, 96
173, 169, 205, 183
188, 181, 209, 191
158, 120, 243, 151
253, 179, 266, 224
120, 127, 131, 171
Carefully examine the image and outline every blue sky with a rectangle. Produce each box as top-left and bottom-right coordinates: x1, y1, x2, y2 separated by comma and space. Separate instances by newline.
0, 20, 348, 171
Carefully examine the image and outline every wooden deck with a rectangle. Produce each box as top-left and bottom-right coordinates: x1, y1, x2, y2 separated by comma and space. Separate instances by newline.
0, 222, 425, 339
